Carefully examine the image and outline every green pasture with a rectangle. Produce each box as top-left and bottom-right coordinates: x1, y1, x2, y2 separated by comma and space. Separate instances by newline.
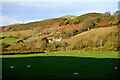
1, 51, 120, 79
1, 51, 119, 59
1, 38, 20, 44
2, 32, 16, 37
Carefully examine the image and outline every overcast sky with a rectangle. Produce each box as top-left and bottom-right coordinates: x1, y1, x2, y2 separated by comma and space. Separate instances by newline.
0, 1, 118, 26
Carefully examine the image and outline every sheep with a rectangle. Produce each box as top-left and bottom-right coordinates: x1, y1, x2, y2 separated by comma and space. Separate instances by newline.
115, 67, 117, 70
27, 65, 31, 68
73, 72, 79, 75
10, 66, 14, 69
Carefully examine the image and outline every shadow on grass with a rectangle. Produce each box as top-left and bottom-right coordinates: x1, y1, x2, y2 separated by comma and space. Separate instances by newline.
2, 56, 120, 80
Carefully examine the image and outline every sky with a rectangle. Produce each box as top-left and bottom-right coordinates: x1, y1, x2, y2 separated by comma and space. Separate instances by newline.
0, 1, 118, 26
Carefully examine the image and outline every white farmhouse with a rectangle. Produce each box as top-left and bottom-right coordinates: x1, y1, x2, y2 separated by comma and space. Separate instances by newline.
56, 37, 62, 41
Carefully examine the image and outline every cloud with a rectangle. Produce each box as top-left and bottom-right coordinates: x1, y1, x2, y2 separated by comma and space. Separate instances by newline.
18, 3, 43, 7
0, 16, 22, 26
1, 0, 119, 2
0, 16, 45, 26
23, 18, 45, 23
18, 2, 75, 9
1, 1, 118, 26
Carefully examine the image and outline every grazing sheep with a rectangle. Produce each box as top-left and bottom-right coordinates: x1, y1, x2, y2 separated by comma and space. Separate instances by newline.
115, 67, 117, 70
73, 72, 79, 75
10, 66, 14, 69
27, 65, 31, 68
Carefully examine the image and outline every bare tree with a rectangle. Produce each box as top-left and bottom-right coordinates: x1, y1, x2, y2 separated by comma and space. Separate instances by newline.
100, 40, 103, 52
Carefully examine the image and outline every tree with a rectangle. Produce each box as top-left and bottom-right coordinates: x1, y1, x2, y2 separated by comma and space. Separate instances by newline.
63, 20, 70, 25
100, 40, 103, 52
82, 18, 96, 31
40, 41, 47, 50
73, 19, 80, 24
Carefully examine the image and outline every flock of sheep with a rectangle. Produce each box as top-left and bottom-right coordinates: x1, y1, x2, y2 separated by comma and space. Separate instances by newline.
9, 65, 118, 76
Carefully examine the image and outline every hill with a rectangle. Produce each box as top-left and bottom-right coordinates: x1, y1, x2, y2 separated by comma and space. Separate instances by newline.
1, 12, 120, 52
1, 13, 103, 32
66, 26, 119, 51
2, 17, 63, 31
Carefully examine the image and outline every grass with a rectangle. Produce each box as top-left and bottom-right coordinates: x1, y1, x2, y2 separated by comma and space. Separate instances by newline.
1, 51, 119, 59
1, 51, 120, 79
1, 38, 20, 44
2, 32, 16, 37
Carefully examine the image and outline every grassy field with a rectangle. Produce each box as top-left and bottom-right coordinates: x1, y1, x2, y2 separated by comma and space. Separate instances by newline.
2, 32, 17, 37
1, 38, 20, 44
1, 51, 120, 79
1, 51, 119, 58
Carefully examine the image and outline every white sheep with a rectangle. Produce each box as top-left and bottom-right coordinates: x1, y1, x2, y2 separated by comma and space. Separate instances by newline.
27, 65, 31, 68
115, 67, 117, 70
73, 72, 79, 75
10, 66, 14, 69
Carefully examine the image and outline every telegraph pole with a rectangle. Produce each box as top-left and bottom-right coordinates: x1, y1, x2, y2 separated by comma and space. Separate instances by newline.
23, 19, 24, 24
100, 40, 103, 52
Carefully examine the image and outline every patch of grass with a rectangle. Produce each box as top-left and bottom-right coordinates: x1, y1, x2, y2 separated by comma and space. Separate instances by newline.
1, 38, 20, 44
2, 51, 120, 79
2, 32, 16, 37
1, 51, 119, 59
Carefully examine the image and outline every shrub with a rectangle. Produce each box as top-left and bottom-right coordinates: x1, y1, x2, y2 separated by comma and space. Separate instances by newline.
73, 19, 80, 24
103, 12, 111, 18
93, 47, 99, 51
63, 20, 70, 25
39, 41, 47, 50
2, 41, 10, 51
83, 47, 93, 51
6, 45, 23, 51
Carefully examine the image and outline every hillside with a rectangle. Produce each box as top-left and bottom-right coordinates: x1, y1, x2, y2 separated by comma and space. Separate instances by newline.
2, 17, 63, 31
1, 12, 120, 52
1, 13, 105, 32
73, 13, 103, 22
66, 26, 119, 51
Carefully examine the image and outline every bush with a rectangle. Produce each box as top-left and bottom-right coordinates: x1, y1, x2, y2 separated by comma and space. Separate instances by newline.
103, 12, 111, 18
73, 19, 80, 24
83, 47, 93, 51
63, 20, 70, 25
39, 41, 47, 50
2, 41, 10, 51
93, 47, 99, 51
6, 45, 23, 51
6, 44, 31, 51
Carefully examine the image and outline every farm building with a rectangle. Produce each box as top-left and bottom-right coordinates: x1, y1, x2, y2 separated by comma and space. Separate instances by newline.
54, 37, 63, 41
47, 37, 63, 42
